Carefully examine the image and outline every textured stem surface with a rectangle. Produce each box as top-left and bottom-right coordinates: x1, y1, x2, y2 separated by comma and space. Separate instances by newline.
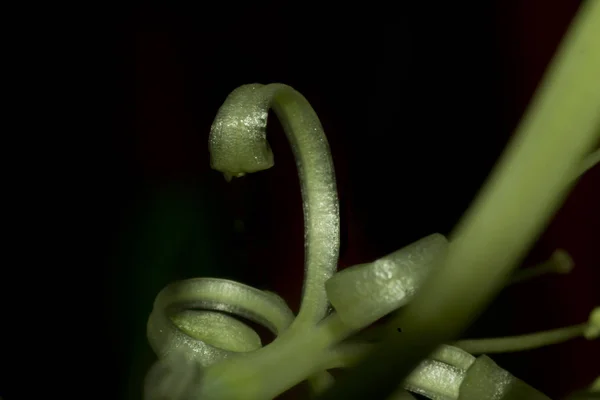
209, 83, 340, 326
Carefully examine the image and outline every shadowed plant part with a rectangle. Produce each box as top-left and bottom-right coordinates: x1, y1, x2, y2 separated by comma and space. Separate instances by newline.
144, 2, 600, 399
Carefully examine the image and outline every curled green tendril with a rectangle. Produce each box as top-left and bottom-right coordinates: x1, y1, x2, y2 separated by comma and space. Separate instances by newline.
209, 83, 340, 328
146, 83, 343, 399
147, 278, 294, 366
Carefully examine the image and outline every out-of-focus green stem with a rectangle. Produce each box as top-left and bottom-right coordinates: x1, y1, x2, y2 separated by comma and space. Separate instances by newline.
572, 148, 600, 182
317, 2, 600, 399
452, 324, 587, 354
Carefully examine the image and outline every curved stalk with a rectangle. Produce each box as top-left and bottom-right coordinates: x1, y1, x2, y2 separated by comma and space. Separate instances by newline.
210, 83, 340, 326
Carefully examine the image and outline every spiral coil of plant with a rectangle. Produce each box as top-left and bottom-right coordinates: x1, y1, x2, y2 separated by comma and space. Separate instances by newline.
144, 2, 600, 399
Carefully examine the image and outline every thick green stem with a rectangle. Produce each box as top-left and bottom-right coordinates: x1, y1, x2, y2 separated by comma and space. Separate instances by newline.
317, 2, 600, 399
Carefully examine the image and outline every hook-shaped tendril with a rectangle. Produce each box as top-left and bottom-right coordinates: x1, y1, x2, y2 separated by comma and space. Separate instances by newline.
209, 83, 340, 327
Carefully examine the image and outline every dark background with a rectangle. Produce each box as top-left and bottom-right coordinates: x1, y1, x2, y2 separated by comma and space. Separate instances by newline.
12, 1, 597, 399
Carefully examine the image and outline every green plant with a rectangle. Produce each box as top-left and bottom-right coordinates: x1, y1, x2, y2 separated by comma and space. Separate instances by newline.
143, 2, 600, 399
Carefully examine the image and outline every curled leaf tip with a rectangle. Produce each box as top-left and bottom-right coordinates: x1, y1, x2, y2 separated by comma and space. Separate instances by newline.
209, 84, 275, 177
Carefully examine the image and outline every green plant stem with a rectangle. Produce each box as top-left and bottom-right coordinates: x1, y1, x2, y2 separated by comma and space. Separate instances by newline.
197, 312, 354, 399
317, 2, 600, 399
207, 83, 341, 394
509, 249, 573, 285
452, 323, 587, 354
